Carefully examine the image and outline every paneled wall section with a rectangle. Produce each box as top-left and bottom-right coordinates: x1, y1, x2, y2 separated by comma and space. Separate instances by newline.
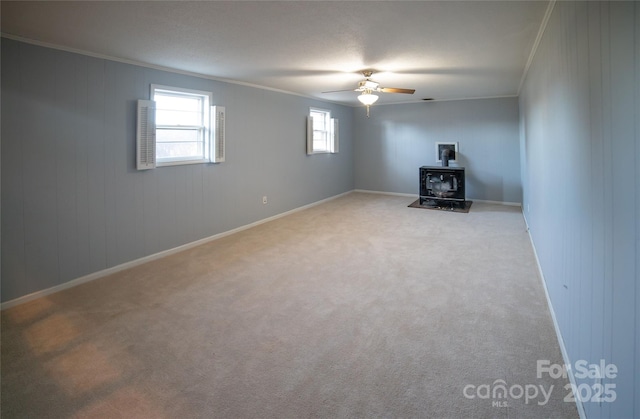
1, 39, 354, 303
353, 97, 522, 204
519, 2, 639, 417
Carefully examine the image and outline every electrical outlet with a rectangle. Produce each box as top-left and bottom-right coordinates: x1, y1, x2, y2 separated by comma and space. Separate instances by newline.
262, 196, 268, 204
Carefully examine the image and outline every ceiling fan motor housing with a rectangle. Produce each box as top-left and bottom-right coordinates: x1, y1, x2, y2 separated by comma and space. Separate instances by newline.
358, 79, 380, 91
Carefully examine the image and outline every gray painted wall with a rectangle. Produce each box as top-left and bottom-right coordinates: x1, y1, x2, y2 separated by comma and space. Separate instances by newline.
520, 2, 639, 417
1, 39, 354, 303
353, 97, 522, 203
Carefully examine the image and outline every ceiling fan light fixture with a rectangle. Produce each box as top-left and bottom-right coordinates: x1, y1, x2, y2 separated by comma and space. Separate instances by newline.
358, 92, 379, 105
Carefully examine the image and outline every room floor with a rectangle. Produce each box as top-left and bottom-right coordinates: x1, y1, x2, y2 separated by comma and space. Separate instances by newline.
1, 192, 579, 418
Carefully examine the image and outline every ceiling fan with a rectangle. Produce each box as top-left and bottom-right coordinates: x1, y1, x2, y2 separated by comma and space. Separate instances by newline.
323, 70, 415, 116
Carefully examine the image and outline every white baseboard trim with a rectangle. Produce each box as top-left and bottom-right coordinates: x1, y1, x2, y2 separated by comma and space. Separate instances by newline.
522, 213, 586, 419
353, 189, 522, 207
472, 198, 522, 207
1, 191, 352, 310
353, 189, 417, 198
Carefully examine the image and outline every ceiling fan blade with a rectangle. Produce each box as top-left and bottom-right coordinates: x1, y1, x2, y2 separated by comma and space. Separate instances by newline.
379, 87, 416, 94
322, 88, 358, 94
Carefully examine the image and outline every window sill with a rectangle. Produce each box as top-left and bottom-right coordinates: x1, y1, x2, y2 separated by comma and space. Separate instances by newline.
157, 158, 210, 167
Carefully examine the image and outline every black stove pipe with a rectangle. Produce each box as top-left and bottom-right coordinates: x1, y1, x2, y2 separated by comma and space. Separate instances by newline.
441, 148, 452, 167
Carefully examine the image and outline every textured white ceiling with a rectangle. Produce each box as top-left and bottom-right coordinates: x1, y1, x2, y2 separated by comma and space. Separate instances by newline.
1, 1, 549, 106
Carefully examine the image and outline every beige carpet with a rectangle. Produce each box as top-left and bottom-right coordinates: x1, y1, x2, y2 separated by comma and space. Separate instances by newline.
1, 192, 578, 418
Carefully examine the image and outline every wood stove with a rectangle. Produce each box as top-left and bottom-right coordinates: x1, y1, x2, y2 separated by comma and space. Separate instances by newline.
419, 166, 466, 208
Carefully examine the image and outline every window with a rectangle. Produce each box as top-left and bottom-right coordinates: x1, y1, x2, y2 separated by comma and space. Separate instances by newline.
137, 85, 225, 170
151, 85, 211, 166
307, 108, 338, 154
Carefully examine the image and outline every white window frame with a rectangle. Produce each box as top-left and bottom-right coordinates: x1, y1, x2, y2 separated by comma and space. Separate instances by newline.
435, 142, 459, 163
151, 84, 212, 166
307, 107, 338, 155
